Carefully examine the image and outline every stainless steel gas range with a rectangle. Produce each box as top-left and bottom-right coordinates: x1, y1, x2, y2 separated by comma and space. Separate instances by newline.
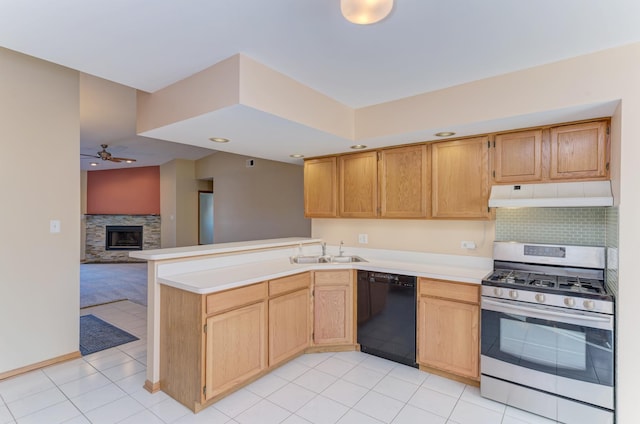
480, 242, 614, 424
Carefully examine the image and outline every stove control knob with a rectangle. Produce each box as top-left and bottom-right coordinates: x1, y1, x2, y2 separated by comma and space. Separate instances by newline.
535, 293, 546, 303
583, 300, 596, 310
493, 288, 503, 297
564, 298, 576, 307
509, 290, 519, 299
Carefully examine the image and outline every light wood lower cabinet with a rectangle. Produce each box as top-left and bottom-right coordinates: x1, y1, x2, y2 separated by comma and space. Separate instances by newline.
160, 282, 268, 411
417, 278, 480, 381
160, 273, 314, 411
312, 270, 355, 346
268, 274, 311, 366
205, 301, 267, 400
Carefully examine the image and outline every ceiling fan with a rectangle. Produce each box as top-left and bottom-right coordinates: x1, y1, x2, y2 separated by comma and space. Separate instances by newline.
81, 144, 137, 163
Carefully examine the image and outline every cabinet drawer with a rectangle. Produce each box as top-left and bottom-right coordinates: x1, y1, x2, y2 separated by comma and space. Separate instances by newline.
206, 282, 267, 315
269, 273, 310, 297
419, 279, 479, 304
314, 270, 351, 286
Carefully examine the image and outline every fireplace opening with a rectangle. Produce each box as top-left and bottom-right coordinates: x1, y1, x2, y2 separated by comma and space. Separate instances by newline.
106, 225, 143, 251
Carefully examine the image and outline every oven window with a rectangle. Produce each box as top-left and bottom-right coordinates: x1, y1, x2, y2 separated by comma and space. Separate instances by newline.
482, 309, 613, 386
500, 319, 586, 370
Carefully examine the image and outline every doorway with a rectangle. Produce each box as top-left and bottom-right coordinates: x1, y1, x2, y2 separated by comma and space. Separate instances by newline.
199, 190, 214, 244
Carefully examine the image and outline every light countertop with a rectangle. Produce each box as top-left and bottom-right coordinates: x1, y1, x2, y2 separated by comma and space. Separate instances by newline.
130, 237, 322, 261
157, 254, 492, 295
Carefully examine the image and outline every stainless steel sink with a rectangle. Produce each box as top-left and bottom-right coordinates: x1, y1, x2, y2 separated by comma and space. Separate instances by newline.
290, 255, 330, 264
329, 255, 367, 263
290, 255, 366, 264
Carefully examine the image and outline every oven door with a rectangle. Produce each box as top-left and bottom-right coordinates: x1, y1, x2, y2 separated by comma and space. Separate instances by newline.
481, 296, 614, 409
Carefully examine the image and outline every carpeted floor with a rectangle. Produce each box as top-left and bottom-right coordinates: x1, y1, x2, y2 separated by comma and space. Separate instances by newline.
80, 262, 147, 308
79, 314, 139, 355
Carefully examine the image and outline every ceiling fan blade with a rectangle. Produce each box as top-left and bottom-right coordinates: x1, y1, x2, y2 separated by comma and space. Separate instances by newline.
80, 154, 99, 158
108, 157, 123, 163
110, 157, 136, 162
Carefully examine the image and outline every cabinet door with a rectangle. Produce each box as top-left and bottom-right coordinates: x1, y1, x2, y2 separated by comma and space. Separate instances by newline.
549, 121, 608, 180
313, 271, 354, 345
417, 296, 479, 379
431, 137, 490, 219
304, 157, 338, 217
380, 145, 430, 218
493, 130, 543, 183
339, 151, 378, 218
204, 301, 267, 400
269, 288, 310, 366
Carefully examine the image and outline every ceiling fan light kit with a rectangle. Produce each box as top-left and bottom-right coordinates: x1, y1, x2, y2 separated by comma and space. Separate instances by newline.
341, 0, 394, 25
80, 144, 137, 164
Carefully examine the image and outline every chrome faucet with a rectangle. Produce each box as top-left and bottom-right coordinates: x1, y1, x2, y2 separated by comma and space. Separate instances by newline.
321, 242, 327, 256
339, 240, 344, 256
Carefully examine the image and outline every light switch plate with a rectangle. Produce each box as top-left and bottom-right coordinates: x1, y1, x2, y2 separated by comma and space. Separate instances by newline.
358, 234, 368, 244
50, 220, 61, 233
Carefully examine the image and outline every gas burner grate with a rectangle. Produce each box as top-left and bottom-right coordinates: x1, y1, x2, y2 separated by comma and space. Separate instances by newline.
485, 269, 607, 296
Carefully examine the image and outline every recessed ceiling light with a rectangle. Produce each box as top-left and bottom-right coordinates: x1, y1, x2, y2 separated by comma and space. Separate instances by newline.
125, 160, 134, 164
350, 144, 367, 150
90, 162, 98, 167
434, 132, 456, 137
209, 137, 229, 143
290, 154, 305, 158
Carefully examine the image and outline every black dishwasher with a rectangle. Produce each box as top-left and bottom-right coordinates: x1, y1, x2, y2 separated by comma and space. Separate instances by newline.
357, 270, 417, 367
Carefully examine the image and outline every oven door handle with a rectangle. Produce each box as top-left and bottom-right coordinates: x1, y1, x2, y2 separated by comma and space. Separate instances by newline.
482, 298, 613, 327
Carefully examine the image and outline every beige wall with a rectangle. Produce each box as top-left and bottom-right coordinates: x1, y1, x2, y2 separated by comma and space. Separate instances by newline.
80, 171, 87, 260
313, 219, 494, 257
196, 151, 311, 243
0, 48, 80, 373
160, 159, 199, 248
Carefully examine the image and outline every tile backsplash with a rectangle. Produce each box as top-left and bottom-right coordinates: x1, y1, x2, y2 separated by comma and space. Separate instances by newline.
495, 206, 619, 298
495, 207, 606, 246
605, 207, 619, 298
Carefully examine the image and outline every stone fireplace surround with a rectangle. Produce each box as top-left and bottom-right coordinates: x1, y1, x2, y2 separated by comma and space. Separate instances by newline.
85, 214, 161, 263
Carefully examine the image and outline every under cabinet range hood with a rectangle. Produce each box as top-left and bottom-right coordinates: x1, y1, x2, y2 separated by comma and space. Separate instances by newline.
488, 181, 614, 208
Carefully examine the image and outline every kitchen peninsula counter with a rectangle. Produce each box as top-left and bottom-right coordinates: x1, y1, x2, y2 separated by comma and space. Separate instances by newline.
130, 237, 492, 399
155, 252, 492, 295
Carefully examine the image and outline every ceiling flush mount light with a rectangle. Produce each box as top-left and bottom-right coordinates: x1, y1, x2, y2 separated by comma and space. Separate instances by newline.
209, 137, 229, 143
435, 131, 456, 137
350, 144, 367, 149
290, 154, 305, 158
341, 0, 394, 25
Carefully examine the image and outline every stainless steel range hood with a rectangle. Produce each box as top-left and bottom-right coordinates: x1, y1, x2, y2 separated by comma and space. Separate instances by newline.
488, 181, 613, 208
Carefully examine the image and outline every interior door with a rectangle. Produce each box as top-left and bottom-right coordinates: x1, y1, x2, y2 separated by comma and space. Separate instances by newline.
199, 191, 213, 244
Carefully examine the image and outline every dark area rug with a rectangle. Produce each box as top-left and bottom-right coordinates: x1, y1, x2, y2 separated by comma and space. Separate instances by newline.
80, 314, 139, 356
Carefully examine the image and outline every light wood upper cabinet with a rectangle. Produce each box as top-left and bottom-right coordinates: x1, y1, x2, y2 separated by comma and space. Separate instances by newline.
304, 157, 338, 218
205, 301, 267, 400
313, 270, 354, 346
493, 130, 543, 183
268, 274, 310, 367
549, 121, 609, 180
380, 145, 430, 218
431, 137, 490, 219
417, 278, 480, 380
339, 151, 378, 218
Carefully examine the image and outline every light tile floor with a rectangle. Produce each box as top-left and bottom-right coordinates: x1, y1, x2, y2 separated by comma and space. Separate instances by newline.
0, 301, 559, 424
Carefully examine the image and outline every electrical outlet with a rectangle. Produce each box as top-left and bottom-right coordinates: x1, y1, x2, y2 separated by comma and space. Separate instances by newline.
461, 240, 476, 249
358, 234, 368, 244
